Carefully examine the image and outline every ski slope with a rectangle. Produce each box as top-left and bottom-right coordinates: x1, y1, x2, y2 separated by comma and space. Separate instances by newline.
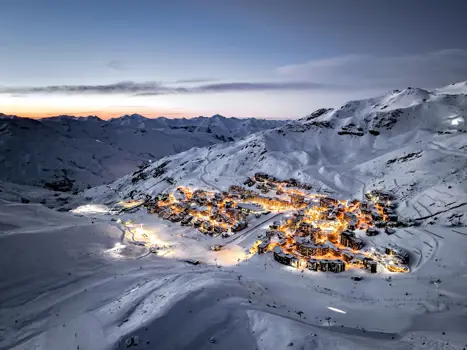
1, 82, 467, 349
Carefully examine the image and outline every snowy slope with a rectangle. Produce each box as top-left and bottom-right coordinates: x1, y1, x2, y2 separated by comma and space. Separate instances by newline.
2, 83, 467, 350
2, 189, 467, 349
435, 80, 467, 95
0, 114, 287, 191
87, 85, 467, 227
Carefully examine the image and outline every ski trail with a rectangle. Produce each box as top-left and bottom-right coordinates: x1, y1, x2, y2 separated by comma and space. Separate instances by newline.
417, 200, 433, 216
427, 141, 467, 158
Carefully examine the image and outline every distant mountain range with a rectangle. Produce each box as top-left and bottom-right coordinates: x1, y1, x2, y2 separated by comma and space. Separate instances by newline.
0, 114, 288, 191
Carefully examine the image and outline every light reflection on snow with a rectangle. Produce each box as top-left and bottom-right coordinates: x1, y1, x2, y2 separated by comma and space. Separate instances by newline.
327, 306, 346, 314
71, 204, 114, 215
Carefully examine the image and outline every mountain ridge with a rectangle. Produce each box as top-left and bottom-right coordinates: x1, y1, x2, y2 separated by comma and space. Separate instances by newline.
0, 114, 288, 191
85, 81, 467, 227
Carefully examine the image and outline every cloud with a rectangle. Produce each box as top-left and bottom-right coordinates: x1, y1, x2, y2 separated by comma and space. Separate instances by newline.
276, 49, 467, 89
1, 81, 170, 95
171, 78, 218, 84
135, 81, 338, 96
106, 60, 127, 71
0, 80, 342, 97
196, 81, 333, 92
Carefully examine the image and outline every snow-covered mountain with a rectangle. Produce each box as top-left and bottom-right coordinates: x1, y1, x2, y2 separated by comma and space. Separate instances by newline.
87, 83, 467, 225
0, 114, 287, 191
2, 82, 467, 350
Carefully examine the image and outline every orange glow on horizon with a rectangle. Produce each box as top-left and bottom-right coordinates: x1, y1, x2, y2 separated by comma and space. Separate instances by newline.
1, 108, 198, 120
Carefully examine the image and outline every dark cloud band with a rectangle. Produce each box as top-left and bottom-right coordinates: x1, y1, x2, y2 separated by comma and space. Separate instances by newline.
0, 80, 339, 96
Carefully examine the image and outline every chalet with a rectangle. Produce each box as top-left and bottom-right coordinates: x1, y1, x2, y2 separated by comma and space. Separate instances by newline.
294, 237, 314, 256
290, 194, 305, 207
351, 254, 367, 267
295, 222, 315, 236
269, 221, 280, 230
254, 172, 269, 182
257, 241, 270, 254
310, 227, 322, 241
159, 210, 171, 220
290, 257, 304, 269
364, 259, 377, 273
327, 242, 340, 257
342, 250, 355, 262
360, 201, 371, 213
374, 220, 386, 228
307, 243, 329, 256
236, 203, 265, 215
307, 258, 319, 271
229, 185, 246, 194
243, 178, 256, 187
213, 225, 226, 235
340, 230, 354, 244
320, 259, 330, 271
366, 227, 379, 236
286, 178, 299, 187
273, 246, 295, 266
385, 244, 409, 264
147, 205, 161, 214
320, 197, 337, 209
266, 230, 279, 238
351, 238, 364, 250
201, 221, 212, 232
329, 259, 346, 273
349, 217, 359, 230
226, 208, 244, 221
371, 210, 383, 221
340, 231, 364, 250
344, 212, 357, 223
181, 215, 193, 226
232, 220, 248, 232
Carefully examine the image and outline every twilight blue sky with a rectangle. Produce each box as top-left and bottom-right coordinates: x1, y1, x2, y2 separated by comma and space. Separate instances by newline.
1, 0, 467, 118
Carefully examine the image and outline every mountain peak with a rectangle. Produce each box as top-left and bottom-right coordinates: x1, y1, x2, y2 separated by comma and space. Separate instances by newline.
211, 114, 226, 119
118, 113, 148, 120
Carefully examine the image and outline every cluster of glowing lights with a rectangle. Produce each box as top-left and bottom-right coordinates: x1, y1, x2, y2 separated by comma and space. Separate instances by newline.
71, 204, 114, 215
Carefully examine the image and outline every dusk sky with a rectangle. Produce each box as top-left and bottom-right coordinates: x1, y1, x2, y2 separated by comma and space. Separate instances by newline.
2, 0, 467, 119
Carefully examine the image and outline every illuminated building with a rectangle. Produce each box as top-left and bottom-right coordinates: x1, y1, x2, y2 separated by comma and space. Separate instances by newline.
236, 203, 265, 214
307, 258, 319, 271
232, 220, 248, 232
385, 244, 409, 264
273, 246, 295, 266
145, 172, 407, 274
342, 250, 355, 262
257, 241, 270, 254
319, 259, 330, 271
181, 215, 193, 226
366, 227, 379, 236
339, 230, 364, 250
329, 259, 346, 273
364, 259, 377, 273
